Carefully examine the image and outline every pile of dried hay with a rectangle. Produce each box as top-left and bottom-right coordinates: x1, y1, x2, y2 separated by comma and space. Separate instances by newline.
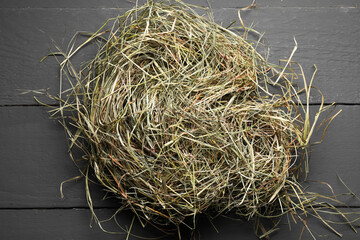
42, 0, 348, 238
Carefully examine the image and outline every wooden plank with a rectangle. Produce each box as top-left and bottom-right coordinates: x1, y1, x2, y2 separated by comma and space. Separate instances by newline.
0, 8, 115, 106
0, 0, 358, 8
213, 7, 360, 105
0, 208, 359, 239
1, 106, 359, 208
0, 106, 119, 208
0, 209, 162, 240
305, 104, 360, 205
0, 7, 359, 105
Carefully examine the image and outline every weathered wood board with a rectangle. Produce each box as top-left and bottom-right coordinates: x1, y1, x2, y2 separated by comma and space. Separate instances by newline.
0, 7, 359, 105
0, 0, 359, 239
0, 208, 358, 240
1, 106, 359, 208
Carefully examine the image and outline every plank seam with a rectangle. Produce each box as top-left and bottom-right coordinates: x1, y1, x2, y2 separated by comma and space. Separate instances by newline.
1, 206, 360, 210
0, 6, 357, 10
1, 103, 359, 107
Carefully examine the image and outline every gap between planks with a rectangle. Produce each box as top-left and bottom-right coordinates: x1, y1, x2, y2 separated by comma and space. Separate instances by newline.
1, 103, 359, 108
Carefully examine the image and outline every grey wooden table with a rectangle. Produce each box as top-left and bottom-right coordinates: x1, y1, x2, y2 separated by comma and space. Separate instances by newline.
1, 0, 359, 239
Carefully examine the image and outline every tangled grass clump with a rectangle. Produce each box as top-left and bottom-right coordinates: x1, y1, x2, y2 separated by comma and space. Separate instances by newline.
41, 0, 349, 238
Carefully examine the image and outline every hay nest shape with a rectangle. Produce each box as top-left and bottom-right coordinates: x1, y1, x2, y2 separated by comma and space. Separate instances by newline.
52, 0, 325, 232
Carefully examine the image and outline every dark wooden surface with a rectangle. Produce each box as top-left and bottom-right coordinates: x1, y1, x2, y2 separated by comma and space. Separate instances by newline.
1, 6, 360, 105
1, 0, 359, 239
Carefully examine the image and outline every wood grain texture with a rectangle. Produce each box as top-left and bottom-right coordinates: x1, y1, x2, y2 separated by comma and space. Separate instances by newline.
1, 106, 359, 208
0, 7, 359, 105
0, 0, 358, 8
1, 1, 359, 239
0, 208, 358, 240
0, 106, 119, 208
